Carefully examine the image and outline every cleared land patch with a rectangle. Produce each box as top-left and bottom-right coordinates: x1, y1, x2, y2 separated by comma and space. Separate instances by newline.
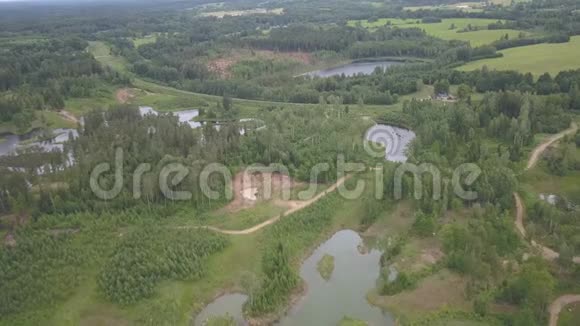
458, 36, 580, 75
368, 269, 470, 322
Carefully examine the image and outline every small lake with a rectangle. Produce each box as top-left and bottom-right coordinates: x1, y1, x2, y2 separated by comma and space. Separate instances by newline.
0, 128, 78, 157
139, 106, 202, 128
195, 230, 394, 326
365, 124, 416, 163
303, 61, 403, 78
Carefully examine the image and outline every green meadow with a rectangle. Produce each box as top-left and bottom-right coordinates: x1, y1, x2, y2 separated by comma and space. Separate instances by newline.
132, 35, 158, 47
458, 36, 580, 76
347, 18, 524, 46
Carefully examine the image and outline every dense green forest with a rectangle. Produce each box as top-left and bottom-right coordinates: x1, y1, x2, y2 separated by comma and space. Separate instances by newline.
2, 0, 580, 325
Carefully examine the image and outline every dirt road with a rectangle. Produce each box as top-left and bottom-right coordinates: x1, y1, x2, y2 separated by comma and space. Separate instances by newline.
549, 295, 580, 326
513, 193, 560, 261
516, 123, 580, 326
187, 176, 349, 235
514, 121, 580, 264
526, 122, 578, 170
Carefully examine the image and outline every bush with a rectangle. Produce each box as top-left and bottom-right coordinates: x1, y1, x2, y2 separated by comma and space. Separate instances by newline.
412, 211, 436, 237
381, 271, 417, 295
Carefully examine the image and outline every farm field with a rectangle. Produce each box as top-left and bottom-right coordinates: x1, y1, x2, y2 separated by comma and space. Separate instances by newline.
347, 18, 525, 46
404, 2, 486, 13
458, 36, 580, 76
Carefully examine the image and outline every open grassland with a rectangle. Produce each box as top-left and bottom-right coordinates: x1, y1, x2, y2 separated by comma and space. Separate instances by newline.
88, 41, 129, 74
347, 17, 498, 30
458, 36, 580, 76
404, 2, 486, 13
559, 302, 580, 326
347, 18, 524, 46
132, 35, 158, 47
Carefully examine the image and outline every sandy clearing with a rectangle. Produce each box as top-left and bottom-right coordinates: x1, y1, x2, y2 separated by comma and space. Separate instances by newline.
115, 88, 136, 104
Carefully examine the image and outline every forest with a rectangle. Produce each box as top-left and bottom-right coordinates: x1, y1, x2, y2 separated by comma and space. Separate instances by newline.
1, 0, 580, 325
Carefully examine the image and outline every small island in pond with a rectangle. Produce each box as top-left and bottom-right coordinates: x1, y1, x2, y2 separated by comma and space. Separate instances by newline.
317, 254, 335, 281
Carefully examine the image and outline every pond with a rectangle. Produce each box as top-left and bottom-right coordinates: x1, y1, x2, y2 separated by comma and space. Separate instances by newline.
277, 230, 394, 325
365, 124, 416, 162
0, 128, 78, 157
194, 293, 248, 326
195, 230, 394, 325
303, 60, 403, 78
139, 106, 202, 128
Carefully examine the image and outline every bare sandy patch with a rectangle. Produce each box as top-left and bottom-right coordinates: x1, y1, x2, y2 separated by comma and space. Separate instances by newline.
222, 171, 302, 213
116, 88, 136, 104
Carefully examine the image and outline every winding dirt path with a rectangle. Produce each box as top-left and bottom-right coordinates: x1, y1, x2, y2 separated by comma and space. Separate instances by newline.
515, 122, 580, 325
514, 121, 580, 264
549, 295, 580, 326
526, 122, 578, 170
184, 176, 348, 235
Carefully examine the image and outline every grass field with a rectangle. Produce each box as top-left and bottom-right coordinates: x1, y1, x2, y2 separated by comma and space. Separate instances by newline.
559, 302, 580, 326
347, 18, 524, 46
458, 36, 580, 76
404, 2, 486, 13
132, 35, 157, 47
